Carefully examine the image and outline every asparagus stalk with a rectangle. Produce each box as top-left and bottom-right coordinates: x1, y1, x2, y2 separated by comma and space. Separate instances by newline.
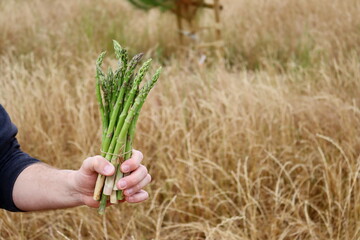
102, 88, 147, 196
111, 42, 128, 109
94, 52, 110, 201
120, 53, 145, 105
93, 82, 126, 200
98, 193, 108, 215
115, 111, 138, 200
114, 67, 162, 199
99, 68, 161, 209
122, 89, 142, 179
124, 89, 141, 161
114, 89, 139, 191
94, 41, 162, 213
106, 67, 115, 111
110, 188, 118, 204
93, 77, 128, 200
95, 52, 108, 142
101, 56, 146, 152
93, 80, 126, 200
102, 59, 152, 195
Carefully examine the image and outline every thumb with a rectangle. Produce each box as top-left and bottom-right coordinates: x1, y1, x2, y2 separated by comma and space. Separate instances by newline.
80, 156, 115, 176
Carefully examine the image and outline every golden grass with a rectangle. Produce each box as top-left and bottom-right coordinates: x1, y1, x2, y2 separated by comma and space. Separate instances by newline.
1, 0, 360, 239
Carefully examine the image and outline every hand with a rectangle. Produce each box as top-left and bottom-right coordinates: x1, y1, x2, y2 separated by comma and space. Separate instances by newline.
72, 150, 151, 208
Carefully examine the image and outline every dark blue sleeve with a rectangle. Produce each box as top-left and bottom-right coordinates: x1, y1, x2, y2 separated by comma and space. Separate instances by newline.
0, 105, 40, 212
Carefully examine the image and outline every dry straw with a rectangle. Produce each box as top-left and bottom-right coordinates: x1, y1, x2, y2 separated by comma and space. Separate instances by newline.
0, 0, 359, 239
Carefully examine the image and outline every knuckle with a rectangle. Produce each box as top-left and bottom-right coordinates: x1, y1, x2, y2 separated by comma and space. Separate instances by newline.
125, 157, 136, 166
129, 160, 137, 168
138, 151, 144, 161
132, 149, 143, 162
89, 156, 107, 171
140, 165, 148, 174
127, 176, 137, 186
133, 183, 141, 192
82, 157, 93, 168
95, 155, 106, 163
92, 157, 102, 169
84, 157, 93, 164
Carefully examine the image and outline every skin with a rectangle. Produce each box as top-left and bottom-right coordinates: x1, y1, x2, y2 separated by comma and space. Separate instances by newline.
12, 149, 151, 211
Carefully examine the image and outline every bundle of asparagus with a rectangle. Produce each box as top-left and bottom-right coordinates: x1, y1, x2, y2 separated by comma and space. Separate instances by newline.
93, 40, 161, 214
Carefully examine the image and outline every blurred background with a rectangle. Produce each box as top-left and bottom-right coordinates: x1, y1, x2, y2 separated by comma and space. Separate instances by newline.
0, 0, 359, 239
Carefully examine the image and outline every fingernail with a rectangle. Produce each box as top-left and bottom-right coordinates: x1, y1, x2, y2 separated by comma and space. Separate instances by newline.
104, 164, 113, 174
122, 165, 130, 172
118, 180, 127, 189
125, 189, 133, 195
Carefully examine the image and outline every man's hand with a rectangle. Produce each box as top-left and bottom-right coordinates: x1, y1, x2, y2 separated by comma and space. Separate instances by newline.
13, 149, 151, 211
73, 149, 151, 208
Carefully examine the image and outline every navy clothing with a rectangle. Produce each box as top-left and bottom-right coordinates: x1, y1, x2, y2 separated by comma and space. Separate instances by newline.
0, 105, 40, 212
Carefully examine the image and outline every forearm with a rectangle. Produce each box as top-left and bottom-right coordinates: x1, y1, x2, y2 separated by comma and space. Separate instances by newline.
12, 163, 82, 211
11, 153, 150, 212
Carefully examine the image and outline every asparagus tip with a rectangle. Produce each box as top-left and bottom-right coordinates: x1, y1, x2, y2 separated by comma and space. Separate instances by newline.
96, 51, 107, 66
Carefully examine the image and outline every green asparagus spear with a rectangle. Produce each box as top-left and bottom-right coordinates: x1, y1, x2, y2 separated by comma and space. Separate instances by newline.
94, 41, 162, 213
102, 59, 152, 195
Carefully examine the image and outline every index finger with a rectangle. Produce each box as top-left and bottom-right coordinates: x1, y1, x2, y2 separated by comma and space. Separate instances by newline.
121, 149, 143, 173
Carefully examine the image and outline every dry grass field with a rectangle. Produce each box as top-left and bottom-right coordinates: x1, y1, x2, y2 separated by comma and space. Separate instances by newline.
1, 0, 360, 239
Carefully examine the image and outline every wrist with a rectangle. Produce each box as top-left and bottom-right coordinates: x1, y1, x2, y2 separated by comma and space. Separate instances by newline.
65, 169, 84, 207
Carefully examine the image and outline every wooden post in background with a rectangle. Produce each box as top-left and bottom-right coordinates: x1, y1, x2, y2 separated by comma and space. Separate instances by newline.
174, 0, 224, 62
213, 0, 224, 59
213, 0, 221, 41
176, 3, 184, 45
